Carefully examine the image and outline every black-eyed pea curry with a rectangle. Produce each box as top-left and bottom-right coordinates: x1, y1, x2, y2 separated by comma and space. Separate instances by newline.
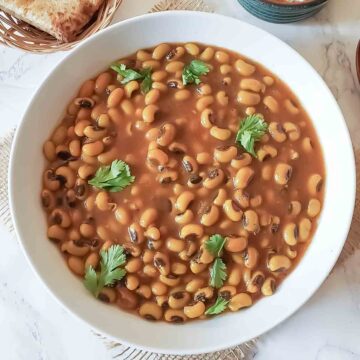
41, 42, 325, 322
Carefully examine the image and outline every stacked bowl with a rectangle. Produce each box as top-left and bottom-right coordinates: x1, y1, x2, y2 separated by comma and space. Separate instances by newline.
238, 0, 328, 23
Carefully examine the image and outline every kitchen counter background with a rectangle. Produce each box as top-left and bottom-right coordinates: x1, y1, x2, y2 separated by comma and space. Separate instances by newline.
0, 0, 359, 359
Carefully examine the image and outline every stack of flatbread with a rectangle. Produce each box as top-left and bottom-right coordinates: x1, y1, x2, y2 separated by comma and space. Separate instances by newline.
0, 0, 105, 42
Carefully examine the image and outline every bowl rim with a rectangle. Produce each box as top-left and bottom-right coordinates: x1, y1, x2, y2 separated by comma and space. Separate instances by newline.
8, 10, 356, 355
254, 0, 328, 9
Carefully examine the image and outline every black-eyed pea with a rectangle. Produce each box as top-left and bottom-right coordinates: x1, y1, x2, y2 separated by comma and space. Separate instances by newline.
234, 166, 254, 189
199, 47, 214, 61
302, 137, 313, 152
229, 293, 252, 311
156, 295, 168, 309
95, 72, 112, 94
190, 260, 207, 274
157, 123, 176, 147
257, 145, 278, 161
165, 60, 185, 73
164, 309, 187, 323
50, 208, 71, 229
144, 226, 161, 242
235, 59, 255, 76
209, 126, 231, 141
283, 223, 299, 246
142, 104, 159, 123
51, 125, 67, 145
268, 255, 292, 272
179, 223, 204, 241
157, 170, 178, 184
159, 274, 181, 287
95, 191, 116, 212
215, 50, 230, 63
136, 49, 152, 61
142, 60, 161, 70
168, 291, 191, 309
213, 188, 227, 206
200, 204, 220, 227
74, 119, 91, 137
237, 90, 260, 106
43, 140, 56, 161
78, 164, 96, 180
182, 156, 198, 174
196, 96, 214, 112
240, 78, 263, 93
147, 148, 169, 167
98, 287, 117, 303
216, 91, 229, 106
174, 209, 194, 225
153, 251, 170, 275
47, 224, 67, 242
283, 122, 301, 141
174, 89, 191, 101
83, 125, 107, 142
263, 96, 279, 113
81, 153, 98, 165
82, 141, 104, 157
269, 122, 286, 143
150, 281, 167, 296
107, 107, 123, 125
171, 262, 187, 275
115, 207, 131, 225
231, 153, 252, 169
67, 256, 85, 276
107, 87, 124, 107
139, 302, 162, 321
184, 43, 200, 56
41, 189, 55, 211
125, 258, 143, 273
152, 81, 167, 92
196, 152, 212, 165
84, 193, 96, 211
243, 246, 259, 269
227, 268, 242, 286
233, 189, 250, 208
284, 99, 300, 115
200, 108, 215, 129
223, 200, 243, 222
261, 164, 273, 181
243, 210, 260, 234
152, 43, 171, 60
274, 163, 293, 185
245, 106, 256, 115
186, 278, 205, 293
128, 223, 144, 244
188, 174, 203, 188
194, 287, 214, 302
218, 286, 236, 300
263, 76, 274, 86
247, 271, 265, 293
184, 301, 205, 319
197, 244, 215, 264
203, 168, 225, 190
288, 201, 302, 216
231, 253, 244, 265
214, 145, 237, 163
179, 240, 197, 261
144, 89, 160, 106
79, 79, 95, 97
55, 166, 75, 188
143, 264, 158, 277
225, 236, 248, 253
175, 191, 195, 213
308, 174, 323, 195
285, 245, 297, 259
261, 277, 276, 296
167, 238, 186, 252
299, 218, 312, 242
220, 64, 232, 75
139, 208, 158, 228
117, 287, 139, 310
85, 252, 100, 269
142, 249, 155, 264
80, 222, 96, 238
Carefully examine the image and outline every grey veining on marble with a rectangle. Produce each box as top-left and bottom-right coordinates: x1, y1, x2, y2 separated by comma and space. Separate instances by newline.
0, 0, 360, 359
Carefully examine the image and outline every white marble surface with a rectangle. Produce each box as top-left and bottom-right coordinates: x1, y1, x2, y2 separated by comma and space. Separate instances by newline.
0, 0, 360, 359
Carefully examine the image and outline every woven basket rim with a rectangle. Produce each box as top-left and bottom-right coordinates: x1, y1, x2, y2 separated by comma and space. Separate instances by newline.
0, 0, 122, 53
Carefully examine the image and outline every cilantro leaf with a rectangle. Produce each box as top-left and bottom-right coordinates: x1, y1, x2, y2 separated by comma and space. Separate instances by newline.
84, 244, 126, 298
182, 60, 210, 85
110, 63, 152, 93
205, 296, 229, 315
88, 160, 135, 192
140, 68, 153, 94
205, 234, 226, 257
209, 258, 227, 288
236, 114, 268, 157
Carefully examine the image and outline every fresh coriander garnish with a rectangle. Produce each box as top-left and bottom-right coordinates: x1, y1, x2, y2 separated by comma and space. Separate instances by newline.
182, 60, 210, 85
84, 244, 126, 298
235, 114, 268, 157
110, 63, 153, 94
205, 234, 226, 257
205, 296, 229, 315
209, 258, 227, 288
88, 159, 135, 192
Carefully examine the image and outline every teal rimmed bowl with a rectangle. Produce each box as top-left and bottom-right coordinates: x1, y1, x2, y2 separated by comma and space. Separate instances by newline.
238, 0, 328, 23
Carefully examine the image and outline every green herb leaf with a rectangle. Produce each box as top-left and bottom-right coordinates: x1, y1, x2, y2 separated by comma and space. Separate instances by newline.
84, 244, 126, 298
205, 234, 226, 257
88, 159, 135, 192
110, 64, 152, 93
182, 60, 210, 85
235, 114, 268, 157
209, 258, 227, 289
140, 68, 153, 94
110, 64, 143, 84
205, 296, 229, 315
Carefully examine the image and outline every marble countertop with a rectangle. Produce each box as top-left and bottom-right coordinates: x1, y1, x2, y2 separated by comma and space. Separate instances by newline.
0, 0, 360, 359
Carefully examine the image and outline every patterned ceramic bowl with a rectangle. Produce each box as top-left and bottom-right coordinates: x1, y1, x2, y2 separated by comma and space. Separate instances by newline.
238, 0, 328, 23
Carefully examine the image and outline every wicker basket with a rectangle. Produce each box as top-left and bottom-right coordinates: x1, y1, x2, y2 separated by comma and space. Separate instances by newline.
0, 0, 122, 53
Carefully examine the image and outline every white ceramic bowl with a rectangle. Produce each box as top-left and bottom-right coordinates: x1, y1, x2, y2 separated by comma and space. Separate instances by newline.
9, 11, 355, 355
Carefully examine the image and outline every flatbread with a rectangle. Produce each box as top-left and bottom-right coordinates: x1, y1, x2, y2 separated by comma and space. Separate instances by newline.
0, 0, 104, 42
